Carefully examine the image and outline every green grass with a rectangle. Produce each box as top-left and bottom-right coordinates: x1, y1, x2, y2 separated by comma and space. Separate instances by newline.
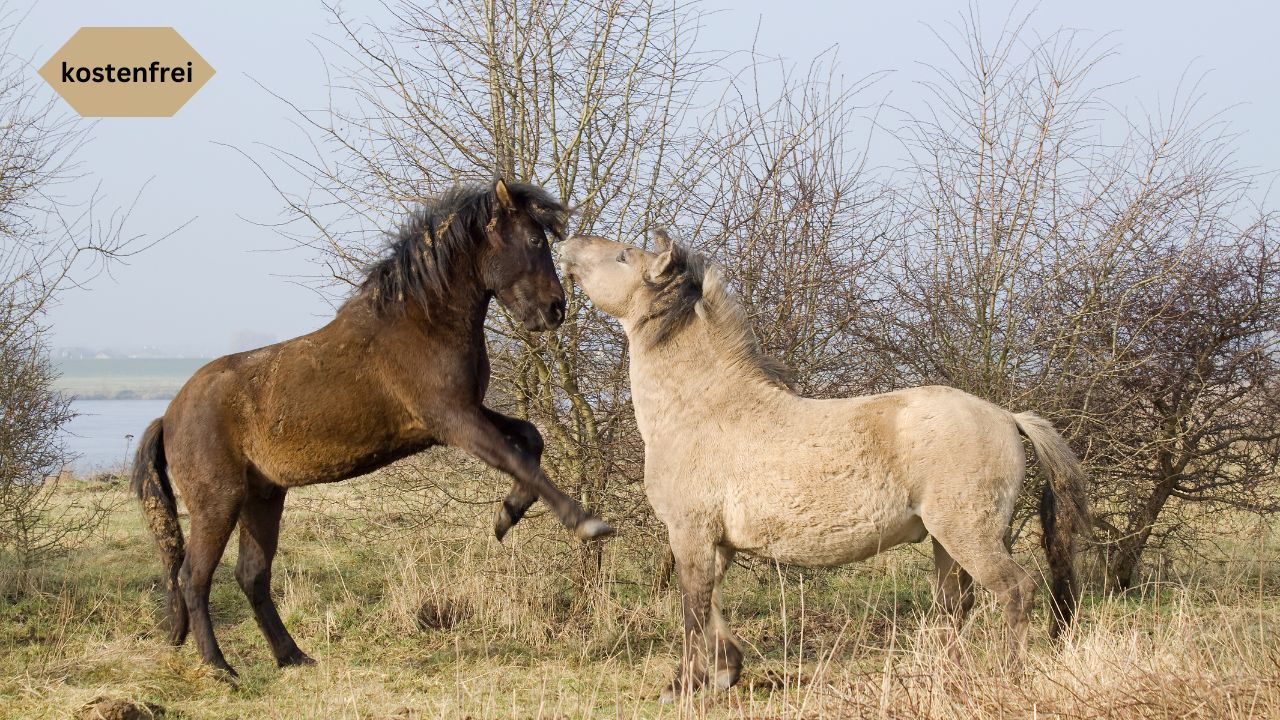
2, 479, 1278, 719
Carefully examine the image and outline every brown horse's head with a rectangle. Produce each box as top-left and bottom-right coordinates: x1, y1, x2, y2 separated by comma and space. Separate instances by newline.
360, 179, 569, 331
481, 178, 568, 331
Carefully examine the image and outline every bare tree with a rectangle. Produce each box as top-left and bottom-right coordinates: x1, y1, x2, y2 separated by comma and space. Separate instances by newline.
1084, 210, 1280, 589
860, 10, 1280, 585
0, 7, 145, 577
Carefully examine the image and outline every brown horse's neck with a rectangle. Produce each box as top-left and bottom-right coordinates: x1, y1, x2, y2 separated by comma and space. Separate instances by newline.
339, 259, 493, 350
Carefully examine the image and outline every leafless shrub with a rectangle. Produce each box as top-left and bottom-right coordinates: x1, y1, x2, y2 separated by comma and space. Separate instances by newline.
859, 11, 1280, 585
0, 7, 147, 580
675, 51, 894, 397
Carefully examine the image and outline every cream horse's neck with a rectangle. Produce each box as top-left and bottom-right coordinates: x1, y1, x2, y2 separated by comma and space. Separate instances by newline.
624, 315, 788, 442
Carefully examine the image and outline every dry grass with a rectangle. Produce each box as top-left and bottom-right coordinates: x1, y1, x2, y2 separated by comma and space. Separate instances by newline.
2, 479, 1278, 719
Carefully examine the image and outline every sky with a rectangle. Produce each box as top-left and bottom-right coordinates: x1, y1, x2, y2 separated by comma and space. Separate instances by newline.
10, 0, 1280, 357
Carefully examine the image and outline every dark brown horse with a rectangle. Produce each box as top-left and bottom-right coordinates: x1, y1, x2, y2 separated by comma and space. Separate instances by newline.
131, 179, 612, 677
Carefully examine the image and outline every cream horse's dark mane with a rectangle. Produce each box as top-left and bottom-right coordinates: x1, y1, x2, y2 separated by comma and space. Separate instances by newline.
639, 233, 794, 390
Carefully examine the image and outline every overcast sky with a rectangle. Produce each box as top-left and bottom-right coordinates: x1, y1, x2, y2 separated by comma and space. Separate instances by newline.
13, 0, 1280, 357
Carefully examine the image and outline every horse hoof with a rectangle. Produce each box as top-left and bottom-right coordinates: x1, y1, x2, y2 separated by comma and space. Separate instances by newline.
714, 666, 739, 691
494, 505, 515, 542
657, 687, 677, 705
279, 650, 316, 668
210, 665, 239, 684
575, 517, 615, 541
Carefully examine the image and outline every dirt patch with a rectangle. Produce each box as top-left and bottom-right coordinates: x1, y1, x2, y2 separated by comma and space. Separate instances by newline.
78, 696, 165, 720
415, 597, 467, 631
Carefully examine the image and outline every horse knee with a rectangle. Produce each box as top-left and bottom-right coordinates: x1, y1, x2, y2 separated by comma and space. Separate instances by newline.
934, 588, 963, 617
1010, 573, 1036, 615
948, 581, 976, 616
233, 562, 254, 592
512, 421, 544, 458
996, 571, 1036, 637
177, 562, 196, 599
933, 572, 973, 619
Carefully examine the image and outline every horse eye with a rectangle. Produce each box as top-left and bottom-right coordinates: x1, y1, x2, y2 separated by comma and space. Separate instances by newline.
528, 234, 544, 247
616, 250, 627, 263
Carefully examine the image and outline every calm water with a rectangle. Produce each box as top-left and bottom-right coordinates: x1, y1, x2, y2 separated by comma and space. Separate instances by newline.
62, 399, 171, 474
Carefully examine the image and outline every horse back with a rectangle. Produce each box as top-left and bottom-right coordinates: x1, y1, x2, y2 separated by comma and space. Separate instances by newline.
162, 307, 481, 488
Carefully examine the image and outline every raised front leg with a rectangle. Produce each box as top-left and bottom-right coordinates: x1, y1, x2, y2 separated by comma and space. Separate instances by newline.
446, 406, 612, 541
483, 408, 543, 541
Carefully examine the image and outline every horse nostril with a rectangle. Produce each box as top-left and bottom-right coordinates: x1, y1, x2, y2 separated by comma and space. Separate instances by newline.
549, 300, 565, 324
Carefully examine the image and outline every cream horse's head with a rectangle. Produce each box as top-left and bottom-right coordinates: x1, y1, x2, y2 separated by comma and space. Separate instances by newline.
557, 230, 697, 324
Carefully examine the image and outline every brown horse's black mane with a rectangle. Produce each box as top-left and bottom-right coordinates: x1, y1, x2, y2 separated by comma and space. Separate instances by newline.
358, 182, 567, 316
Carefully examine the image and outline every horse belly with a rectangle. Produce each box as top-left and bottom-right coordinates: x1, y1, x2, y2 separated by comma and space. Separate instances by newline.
261, 437, 433, 487
722, 475, 927, 567
246, 402, 433, 487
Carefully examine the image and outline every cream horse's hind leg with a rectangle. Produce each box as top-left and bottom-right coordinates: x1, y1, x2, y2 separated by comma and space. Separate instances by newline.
926, 520, 1035, 668
930, 538, 975, 658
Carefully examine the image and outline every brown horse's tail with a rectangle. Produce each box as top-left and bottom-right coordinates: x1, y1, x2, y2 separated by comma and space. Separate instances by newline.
1013, 411, 1091, 639
131, 418, 188, 646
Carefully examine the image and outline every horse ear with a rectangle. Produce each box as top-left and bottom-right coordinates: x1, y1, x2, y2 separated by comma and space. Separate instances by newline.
646, 228, 679, 279
494, 177, 516, 212
650, 249, 673, 279
648, 242, 683, 281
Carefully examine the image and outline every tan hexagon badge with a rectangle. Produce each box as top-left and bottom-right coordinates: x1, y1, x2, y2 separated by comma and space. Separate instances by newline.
39, 27, 215, 117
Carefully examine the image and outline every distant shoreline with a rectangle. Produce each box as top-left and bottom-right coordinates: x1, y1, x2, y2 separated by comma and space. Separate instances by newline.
67, 391, 177, 401
59, 396, 172, 474
54, 357, 207, 402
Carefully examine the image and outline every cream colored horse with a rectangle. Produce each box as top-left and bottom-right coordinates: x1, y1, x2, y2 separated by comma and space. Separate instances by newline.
556, 232, 1091, 700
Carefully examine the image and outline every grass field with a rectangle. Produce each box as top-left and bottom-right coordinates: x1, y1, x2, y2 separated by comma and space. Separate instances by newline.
2, 477, 1278, 719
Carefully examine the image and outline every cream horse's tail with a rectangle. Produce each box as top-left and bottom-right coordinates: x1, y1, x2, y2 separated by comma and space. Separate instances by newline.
1012, 412, 1092, 639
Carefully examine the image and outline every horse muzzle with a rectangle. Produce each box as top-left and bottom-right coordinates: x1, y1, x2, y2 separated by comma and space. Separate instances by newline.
524, 298, 565, 331
556, 237, 590, 279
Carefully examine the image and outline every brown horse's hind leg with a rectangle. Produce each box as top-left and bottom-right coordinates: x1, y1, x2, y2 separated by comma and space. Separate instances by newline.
931, 538, 975, 658
235, 485, 313, 668
179, 485, 244, 677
